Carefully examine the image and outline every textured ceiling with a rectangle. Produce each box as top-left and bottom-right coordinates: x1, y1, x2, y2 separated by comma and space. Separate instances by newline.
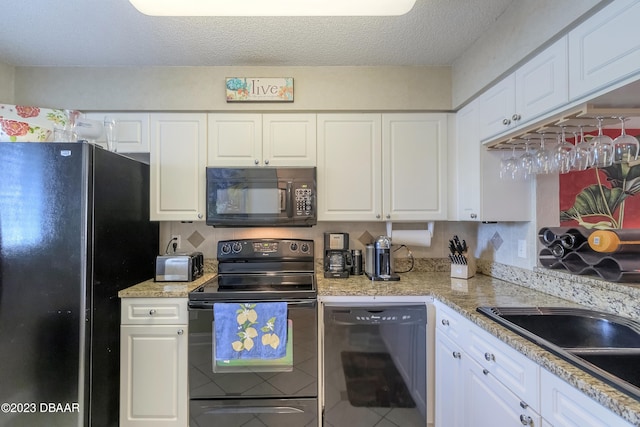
1, 0, 514, 67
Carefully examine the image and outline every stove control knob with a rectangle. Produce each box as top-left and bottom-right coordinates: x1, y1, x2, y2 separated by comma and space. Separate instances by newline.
301, 243, 310, 253
290, 242, 298, 252
232, 242, 243, 253
220, 243, 232, 255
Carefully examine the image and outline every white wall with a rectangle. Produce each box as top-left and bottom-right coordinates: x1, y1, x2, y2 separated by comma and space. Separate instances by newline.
0, 63, 15, 104
451, 0, 609, 108
13, 66, 451, 112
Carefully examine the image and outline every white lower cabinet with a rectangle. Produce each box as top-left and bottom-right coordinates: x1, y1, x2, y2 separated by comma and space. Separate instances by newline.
541, 369, 633, 427
464, 353, 542, 427
120, 298, 188, 427
434, 301, 632, 427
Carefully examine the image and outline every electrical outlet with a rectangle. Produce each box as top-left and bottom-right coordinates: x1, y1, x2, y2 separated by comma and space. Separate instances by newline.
517, 239, 527, 258
171, 235, 181, 251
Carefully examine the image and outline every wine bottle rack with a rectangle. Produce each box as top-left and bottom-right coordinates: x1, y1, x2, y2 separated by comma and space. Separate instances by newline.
538, 227, 640, 283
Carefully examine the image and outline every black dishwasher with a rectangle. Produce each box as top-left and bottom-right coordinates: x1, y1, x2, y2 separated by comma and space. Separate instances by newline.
323, 304, 428, 427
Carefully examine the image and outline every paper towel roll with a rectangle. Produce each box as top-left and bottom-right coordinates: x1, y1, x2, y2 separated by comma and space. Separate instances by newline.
386, 221, 433, 247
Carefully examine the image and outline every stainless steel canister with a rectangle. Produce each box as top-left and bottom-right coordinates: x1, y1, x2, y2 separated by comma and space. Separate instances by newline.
351, 249, 363, 275
364, 244, 375, 277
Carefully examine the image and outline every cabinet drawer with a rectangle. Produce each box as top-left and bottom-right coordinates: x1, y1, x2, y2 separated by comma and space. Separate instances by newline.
435, 302, 467, 344
465, 323, 540, 411
121, 298, 188, 325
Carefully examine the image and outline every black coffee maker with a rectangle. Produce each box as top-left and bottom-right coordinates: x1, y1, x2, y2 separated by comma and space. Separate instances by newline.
324, 232, 352, 278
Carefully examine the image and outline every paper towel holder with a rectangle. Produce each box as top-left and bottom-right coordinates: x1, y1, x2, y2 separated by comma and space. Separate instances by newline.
385, 221, 434, 247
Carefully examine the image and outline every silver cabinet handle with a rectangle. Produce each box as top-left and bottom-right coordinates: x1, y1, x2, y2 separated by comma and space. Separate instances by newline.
385, 214, 391, 219
452, 351, 461, 359
470, 213, 477, 219
376, 214, 381, 219
502, 118, 511, 126
484, 352, 495, 362
520, 401, 528, 409
197, 213, 203, 219
149, 309, 156, 315
512, 113, 522, 122
254, 159, 259, 165
441, 319, 449, 326
482, 368, 489, 375
177, 329, 184, 335
264, 159, 269, 165
519, 414, 532, 426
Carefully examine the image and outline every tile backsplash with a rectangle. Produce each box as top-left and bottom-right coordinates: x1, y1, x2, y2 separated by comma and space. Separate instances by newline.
160, 221, 480, 261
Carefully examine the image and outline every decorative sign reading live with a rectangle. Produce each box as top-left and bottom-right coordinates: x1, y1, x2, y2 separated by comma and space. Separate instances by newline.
226, 77, 294, 102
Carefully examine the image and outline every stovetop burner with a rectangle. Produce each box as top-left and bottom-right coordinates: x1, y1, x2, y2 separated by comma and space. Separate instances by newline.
189, 238, 317, 303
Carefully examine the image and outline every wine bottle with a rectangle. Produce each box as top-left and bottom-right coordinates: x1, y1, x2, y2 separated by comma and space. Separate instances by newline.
559, 230, 587, 250
588, 229, 640, 253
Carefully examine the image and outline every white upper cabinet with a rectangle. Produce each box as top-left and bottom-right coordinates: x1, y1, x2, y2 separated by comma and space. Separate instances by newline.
207, 113, 316, 167
569, 0, 640, 101
317, 113, 448, 222
382, 113, 448, 221
207, 113, 262, 166
150, 113, 207, 222
84, 112, 150, 153
317, 114, 382, 221
263, 114, 316, 166
478, 37, 568, 141
451, 100, 531, 221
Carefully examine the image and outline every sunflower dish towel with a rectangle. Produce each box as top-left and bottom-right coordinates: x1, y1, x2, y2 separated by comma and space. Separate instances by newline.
214, 302, 288, 360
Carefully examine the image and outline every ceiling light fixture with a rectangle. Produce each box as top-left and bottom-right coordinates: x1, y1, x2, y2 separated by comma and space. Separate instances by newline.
128, 0, 417, 17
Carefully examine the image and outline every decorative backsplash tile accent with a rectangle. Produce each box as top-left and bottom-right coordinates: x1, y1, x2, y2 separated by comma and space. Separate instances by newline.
187, 230, 206, 249
490, 231, 503, 250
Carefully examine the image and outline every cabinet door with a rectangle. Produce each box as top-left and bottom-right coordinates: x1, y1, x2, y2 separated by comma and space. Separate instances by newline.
263, 114, 316, 166
515, 36, 568, 124
463, 355, 541, 427
317, 114, 382, 221
435, 330, 464, 427
453, 100, 531, 222
541, 369, 633, 427
150, 113, 206, 221
207, 113, 262, 166
85, 112, 150, 152
120, 325, 188, 427
568, 0, 640, 100
382, 113, 448, 220
477, 74, 516, 140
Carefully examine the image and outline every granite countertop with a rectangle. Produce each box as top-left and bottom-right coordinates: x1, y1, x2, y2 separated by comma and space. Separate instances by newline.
117, 273, 215, 298
119, 267, 640, 425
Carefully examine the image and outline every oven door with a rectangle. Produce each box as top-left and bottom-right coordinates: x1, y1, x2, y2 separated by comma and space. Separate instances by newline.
188, 298, 318, 399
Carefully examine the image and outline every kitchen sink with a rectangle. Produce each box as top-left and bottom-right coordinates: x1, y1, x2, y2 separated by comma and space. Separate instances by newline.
477, 306, 640, 400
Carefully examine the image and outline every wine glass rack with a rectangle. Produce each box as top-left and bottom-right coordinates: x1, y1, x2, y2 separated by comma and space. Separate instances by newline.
486, 103, 640, 151
538, 226, 640, 283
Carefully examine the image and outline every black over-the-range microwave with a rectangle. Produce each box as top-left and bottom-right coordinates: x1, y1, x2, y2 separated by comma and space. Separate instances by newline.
205, 167, 317, 227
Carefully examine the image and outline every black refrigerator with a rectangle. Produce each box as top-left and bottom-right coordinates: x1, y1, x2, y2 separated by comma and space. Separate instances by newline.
0, 142, 159, 427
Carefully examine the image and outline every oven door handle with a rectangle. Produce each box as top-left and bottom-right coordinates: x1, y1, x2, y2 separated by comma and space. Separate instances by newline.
189, 299, 316, 310
203, 405, 305, 415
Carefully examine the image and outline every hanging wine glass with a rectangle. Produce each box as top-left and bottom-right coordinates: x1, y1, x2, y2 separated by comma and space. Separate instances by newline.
535, 133, 555, 175
571, 125, 592, 171
518, 137, 535, 180
554, 127, 573, 174
612, 116, 639, 164
499, 147, 517, 179
590, 116, 614, 168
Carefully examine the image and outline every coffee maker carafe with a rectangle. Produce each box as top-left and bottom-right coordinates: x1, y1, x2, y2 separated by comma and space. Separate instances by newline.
368, 235, 400, 281
324, 232, 351, 278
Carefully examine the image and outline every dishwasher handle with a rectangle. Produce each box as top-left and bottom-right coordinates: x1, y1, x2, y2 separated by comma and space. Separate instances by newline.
329, 306, 426, 326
